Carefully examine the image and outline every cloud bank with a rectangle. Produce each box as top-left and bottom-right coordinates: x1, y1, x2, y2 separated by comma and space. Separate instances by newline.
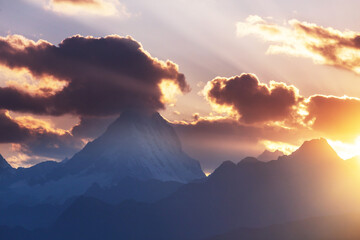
0, 34, 188, 117
202, 73, 360, 143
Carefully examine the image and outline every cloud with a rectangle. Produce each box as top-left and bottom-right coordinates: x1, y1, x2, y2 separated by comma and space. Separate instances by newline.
173, 116, 315, 170
0, 34, 189, 167
0, 112, 84, 164
19, 130, 84, 160
200, 72, 360, 158
204, 73, 302, 124
44, 0, 130, 17
0, 34, 189, 117
305, 95, 360, 141
0, 112, 30, 143
237, 15, 360, 74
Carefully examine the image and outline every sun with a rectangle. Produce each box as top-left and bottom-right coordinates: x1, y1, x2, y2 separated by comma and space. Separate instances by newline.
327, 137, 360, 160
159, 79, 182, 104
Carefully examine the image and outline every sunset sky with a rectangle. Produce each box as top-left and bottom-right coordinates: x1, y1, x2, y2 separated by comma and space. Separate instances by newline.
1, 0, 360, 172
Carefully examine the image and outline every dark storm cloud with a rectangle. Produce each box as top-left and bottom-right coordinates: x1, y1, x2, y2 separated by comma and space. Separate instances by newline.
0, 112, 30, 143
0, 34, 189, 117
0, 112, 83, 159
205, 74, 302, 124
0, 87, 47, 114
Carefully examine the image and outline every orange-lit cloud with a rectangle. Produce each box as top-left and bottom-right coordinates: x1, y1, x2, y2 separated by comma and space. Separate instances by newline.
0, 111, 84, 165
237, 16, 360, 74
260, 140, 298, 155
173, 114, 314, 170
198, 72, 360, 166
305, 95, 360, 141
203, 73, 360, 143
159, 79, 184, 104
14, 115, 67, 135
0, 66, 67, 97
6, 151, 59, 168
39, 0, 130, 17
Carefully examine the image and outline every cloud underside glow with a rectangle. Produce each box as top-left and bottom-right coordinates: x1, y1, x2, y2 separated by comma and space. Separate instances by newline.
197, 73, 360, 159
0, 34, 187, 166
0, 30, 360, 167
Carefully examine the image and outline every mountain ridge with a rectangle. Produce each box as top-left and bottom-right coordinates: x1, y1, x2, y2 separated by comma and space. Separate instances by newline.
0, 110, 205, 206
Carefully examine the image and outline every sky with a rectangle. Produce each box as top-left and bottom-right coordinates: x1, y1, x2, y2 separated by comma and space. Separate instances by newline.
1, 0, 360, 172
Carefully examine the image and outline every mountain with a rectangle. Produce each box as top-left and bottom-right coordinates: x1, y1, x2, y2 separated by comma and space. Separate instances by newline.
0, 111, 204, 206
0, 154, 12, 172
281, 138, 341, 163
0, 155, 14, 184
257, 150, 284, 161
84, 177, 183, 204
61, 110, 204, 183
238, 156, 261, 165
11, 138, 360, 240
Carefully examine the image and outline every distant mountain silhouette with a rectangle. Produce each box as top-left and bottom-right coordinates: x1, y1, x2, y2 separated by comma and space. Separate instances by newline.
257, 150, 284, 161
0, 203, 66, 230
8, 138, 360, 240
0, 155, 14, 184
84, 177, 183, 204
281, 138, 340, 163
0, 154, 12, 171
237, 156, 260, 165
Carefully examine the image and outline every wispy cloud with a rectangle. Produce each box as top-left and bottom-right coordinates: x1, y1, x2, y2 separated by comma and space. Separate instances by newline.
237, 15, 360, 74
29, 0, 131, 17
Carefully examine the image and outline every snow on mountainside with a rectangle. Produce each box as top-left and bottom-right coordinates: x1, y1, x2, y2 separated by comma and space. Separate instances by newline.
2, 111, 204, 205
0, 154, 12, 170
65, 110, 205, 183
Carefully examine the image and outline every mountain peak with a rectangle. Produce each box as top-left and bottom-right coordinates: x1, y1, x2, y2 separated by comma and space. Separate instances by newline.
66, 111, 205, 183
208, 160, 237, 179
238, 157, 260, 165
257, 150, 284, 161
0, 154, 12, 170
285, 138, 341, 163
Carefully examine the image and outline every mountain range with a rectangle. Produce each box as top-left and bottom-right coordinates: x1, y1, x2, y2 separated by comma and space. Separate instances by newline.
1, 111, 360, 239
257, 149, 284, 161
0, 111, 204, 206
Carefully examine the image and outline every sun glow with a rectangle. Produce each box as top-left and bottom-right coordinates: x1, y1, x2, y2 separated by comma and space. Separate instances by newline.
159, 79, 182, 104
260, 140, 299, 155
327, 137, 360, 160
